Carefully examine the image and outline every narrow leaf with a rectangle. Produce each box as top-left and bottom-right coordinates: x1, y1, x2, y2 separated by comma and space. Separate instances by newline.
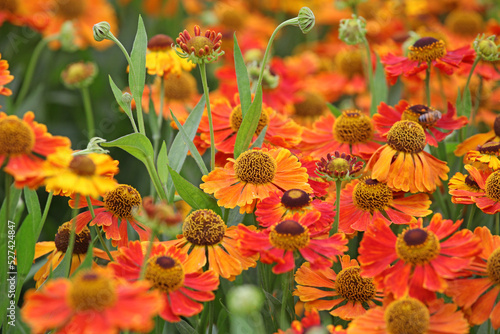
157, 141, 169, 185
109, 76, 137, 131
128, 15, 147, 104
327, 103, 341, 117
175, 320, 197, 334
101, 133, 154, 165
370, 54, 388, 115
462, 87, 472, 118
234, 85, 263, 158
234, 33, 251, 116
250, 125, 267, 149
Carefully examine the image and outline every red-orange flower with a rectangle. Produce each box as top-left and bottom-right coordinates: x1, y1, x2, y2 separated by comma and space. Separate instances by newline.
454, 115, 500, 156
294, 255, 383, 320
0, 53, 13, 96
200, 147, 312, 213
359, 214, 481, 302
382, 37, 475, 84
237, 211, 348, 274
374, 101, 467, 147
347, 297, 469, 334
448, 164, 486, 205
276, 308, 345, 334
0, 111, 70, 188
446, 227, 500, 329
21, 268, 163, 334
338, 178, 432, 234
110, 241, 219, 322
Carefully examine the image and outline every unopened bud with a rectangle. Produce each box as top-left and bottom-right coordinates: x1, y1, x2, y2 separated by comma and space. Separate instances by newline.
93, 21, 112, 42
59, 21, 78, 52
474, 34, 500, 61
338, 15, 367, 45
122, 92, 133, 106
227, 285, 264, 315
297, 7, 315, 34
61, 61, 98, 89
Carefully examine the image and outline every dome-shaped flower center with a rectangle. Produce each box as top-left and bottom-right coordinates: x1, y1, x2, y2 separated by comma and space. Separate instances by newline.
54, 222, 91, 254
182, 209, 226, 246
485, 171, 500, 202
55, 0, 86, 20
478, 142, 500, 155
396, 228, 440, 265
145, 255, 185, 293
293, 92, 327, 118
104, 185, 142, 219
61, 62, 97, 87
445, 10, 483, 37
384, 298, 430, 334
0, 0, 18, 12
408, 37, 446, 63
281, 189, 311, 209
269, 220, 310, 251
68, 271, 117, 311
230, 105, 269, 135
353, 178, 392, 212
494, 116, 500, 138
335, 49, 364, 78
0, 118, 35, 156
186, 36, 215, 55
69, 155, 97, 176
334, 110, 373, 144
487, 248, 500, 286
163, 71, 197, 101
402, 104, 441, 128
148, 34, 174, 51
387, 120, 426, 153
335, 266, 376, 303
327, 158, 350, 174
464, 174, 480, 190
234, 150, 277, 185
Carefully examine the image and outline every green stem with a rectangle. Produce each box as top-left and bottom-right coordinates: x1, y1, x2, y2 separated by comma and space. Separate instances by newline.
65, 194, 80, 277
331, 180, 342, 236
496, 213, 499, 236
80, 86, 95, 139
467, 76, 482, 137
208, 300, 214, 334
146, 156, 167, 201
85, 196, 114, 261
139, 227, 158, 279
466, 205, 476, 231
280, 271, 293, 330
362, 38, 373, 96
463, 57, 481, 104
14, 35, 59, 110
425, 62, 431, 106
153, 77, 165, 159
199, 63, 215, 171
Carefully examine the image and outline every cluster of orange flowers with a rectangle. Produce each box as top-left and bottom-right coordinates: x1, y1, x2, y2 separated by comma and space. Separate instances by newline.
2, 0, 500, 333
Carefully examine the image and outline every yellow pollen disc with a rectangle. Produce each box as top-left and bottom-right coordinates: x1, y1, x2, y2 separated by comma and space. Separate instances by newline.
163, 72, 197, 101
335, 49, 364, 78
269, 220, 310, 251
334, 110, 373, 144
281, 189, 311, 209
230, 105, 269, 135
234, 150, 277, 185
186, 36, 214, 54
145, 255, 185, 293
182, 209, 226, 246
69, 155, 97, 176
104, 185, 142, 219
327, 158, 350, 174
293, 92, 327, 118
485, 171, 500, 202
408, 37, 446, 63
55, 0, 86, 19
335, 266, 376, 302
396, 228, 440, 265
0, 118, 35, 156
445, 10, 484, 37
487, 248, 500, 286
54, 222, 91, 254
384, 298, 430, 334
387, 120, 426, 153
353, 178, 392, 212
68, 271, 117, 311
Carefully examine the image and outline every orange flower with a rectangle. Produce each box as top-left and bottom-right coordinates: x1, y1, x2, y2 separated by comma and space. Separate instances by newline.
465, 142, 500, 171
237, 212, 347, 274
276, 308, 345, 334
0, 112, 70, 189
455, 115, 500, 156
347, 297, 469, 334
366, 120, 449, 193
200, 147, 312, 214
299, 111, 382, 161
198, 96, 302, 154
71, 184, 150, 247
21, 268, 163, 333
448, 164, 486, 205
165, 209, 257, 281
255, 189, 335, 232
338, 178, 432, 234
0, 53, 13, 96
110, 241, 219, 322
373, 101, 468, 147
294, 255, 383, 320
145, 34, 195, 77
359, 214, 481, 302
446, 227, 500, 329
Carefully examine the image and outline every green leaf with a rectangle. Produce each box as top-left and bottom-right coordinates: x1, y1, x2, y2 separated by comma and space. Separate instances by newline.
388, 78, 403, 106
250, 125, 267, 149
175, 320, 197, 334
157, 141, 169, 186
5, 306, 31, 334
109, 76, 137, 132
370, 54, 388, 115
72, 241, 94, 275
128, 15, 147, 108
168, 167, 222, 216
462, 86, 472, 118
166, 95, 206, 202
233, 33, 251, 116
327, 103, 342, 117
234, 85, 263, 158
170, 110, 209, 176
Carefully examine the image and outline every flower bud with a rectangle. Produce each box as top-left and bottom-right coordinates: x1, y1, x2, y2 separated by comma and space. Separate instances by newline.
297, 7, 315, 34
59, 21, 78, 52
61, 61, 98, 89
473, 34, 500, 62
227, 285, 264, 315
93, 21, 112, 42
121, 92, 133, 106
338, 15, 367, 45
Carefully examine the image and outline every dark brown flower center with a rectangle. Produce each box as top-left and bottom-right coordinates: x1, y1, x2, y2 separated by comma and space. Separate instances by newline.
182, 209, 226, 246
230, 105, 269, 135
269, 220, 310, 251
104, 185, 142, 219
281, 189, 311, 209
494, 115, 500, 138
334, 110, 373, 144
478, 142, 500, 154
145, 255, 185, 293
54, 222, 91, 254
396, 228, 440, 265
464, 175, 479, 189
353, 178, 392, 212
69, 155, 97, 176
148, 34, 174, 51
408, 37, 446, 63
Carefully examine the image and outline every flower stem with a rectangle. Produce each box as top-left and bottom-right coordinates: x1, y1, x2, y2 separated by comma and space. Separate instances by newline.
467, 76, 482, 137
425, 62, 431, 106
65, 194, 80, 277
496, 213, 499, 236
208, 300, 214, 334
199, 62, 215, 171
464, 57, 480, 103
153, 77, 165, 158
331, 180, 342, 236
14, 34, 59, 110
85, 196, 114, 261
362, 38, 373, 102
280, 271, 293, 330
80, 86, 95, 139
139, 227, 158, 279
466, 205, 476, 231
